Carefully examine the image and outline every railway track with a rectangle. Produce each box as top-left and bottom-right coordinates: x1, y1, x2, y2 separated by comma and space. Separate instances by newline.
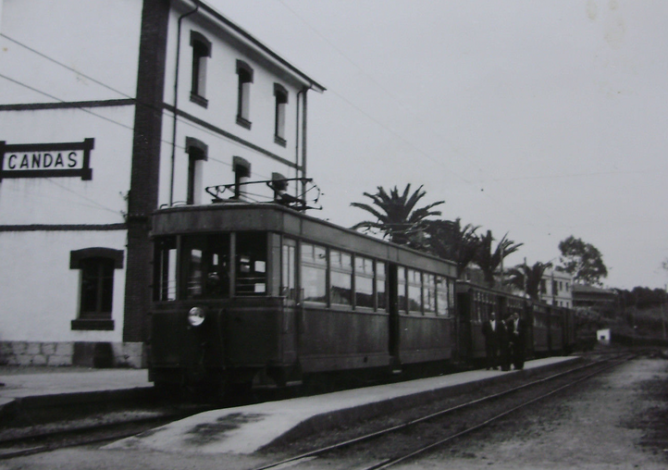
0, 354, 628, 464
250, 354, 631, 470
0, 405, 211, 460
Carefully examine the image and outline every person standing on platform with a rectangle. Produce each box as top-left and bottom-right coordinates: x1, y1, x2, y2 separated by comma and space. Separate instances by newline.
482, 311, 499, 370
498, 314, 511, 371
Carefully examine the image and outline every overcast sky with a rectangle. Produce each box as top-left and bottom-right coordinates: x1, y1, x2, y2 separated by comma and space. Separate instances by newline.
211, 0, 668, 290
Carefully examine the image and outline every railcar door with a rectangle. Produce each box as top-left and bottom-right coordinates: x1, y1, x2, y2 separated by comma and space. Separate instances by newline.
456, 291, 472, 361
388, 263, 401, 370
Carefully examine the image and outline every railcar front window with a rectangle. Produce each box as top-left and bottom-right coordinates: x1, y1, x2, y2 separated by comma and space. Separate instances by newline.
155, 237, 177, 301
281, 239, 297, 300
236, 232, 267, 296
183, 234, 231, 300
355, 256, 374, 309
301, 243, 327, 304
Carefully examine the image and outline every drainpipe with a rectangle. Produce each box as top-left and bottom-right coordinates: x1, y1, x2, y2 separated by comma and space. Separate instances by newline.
301, 88, 308, 198
294, 88, 303, 200
169, 0, 200, 206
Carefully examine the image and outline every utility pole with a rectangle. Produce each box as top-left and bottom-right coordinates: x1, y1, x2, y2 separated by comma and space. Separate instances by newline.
661, 284, 668, 339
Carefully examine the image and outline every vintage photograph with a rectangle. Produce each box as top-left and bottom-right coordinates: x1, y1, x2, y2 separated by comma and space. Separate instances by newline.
1, 1, 667, 468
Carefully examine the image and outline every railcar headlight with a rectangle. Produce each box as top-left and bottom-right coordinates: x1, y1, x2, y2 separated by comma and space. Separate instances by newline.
187, 307, 206, 327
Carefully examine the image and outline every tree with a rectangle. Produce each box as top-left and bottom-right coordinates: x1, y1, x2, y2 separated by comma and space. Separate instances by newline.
557, 236, 608, 286
423, 219, 482, 277
506, 261, 552, 300
474, 230, 523, 287
350, 184, 444, 247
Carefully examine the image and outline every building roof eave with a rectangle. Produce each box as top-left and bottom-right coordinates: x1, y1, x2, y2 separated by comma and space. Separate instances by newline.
179, 0, 326, 93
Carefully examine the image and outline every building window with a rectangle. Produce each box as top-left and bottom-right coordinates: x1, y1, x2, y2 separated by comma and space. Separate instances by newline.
186, 137, 208, 205
232, 156, 251, 199
540, 279, 547, 294
190, 31, 211, 107
236, 60, 254, 129
273, 83, 288, 146
70, 248, 123, 330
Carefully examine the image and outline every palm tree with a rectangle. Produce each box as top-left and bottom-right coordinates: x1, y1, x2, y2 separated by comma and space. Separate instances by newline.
423, 219, 481, 277
474, 230, 523, 287
506, 261, 552, 300
350, 184, 444, 247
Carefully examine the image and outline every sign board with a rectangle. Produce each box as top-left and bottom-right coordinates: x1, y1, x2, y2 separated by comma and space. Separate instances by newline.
0, 138, 94, 181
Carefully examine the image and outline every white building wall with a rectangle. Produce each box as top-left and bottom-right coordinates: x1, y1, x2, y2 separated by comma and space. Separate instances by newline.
0, 230, 127, 342
0, 0, 142, 366
0, 106, 134, 225
0, 0, 142, 104
159, 5, 306, 207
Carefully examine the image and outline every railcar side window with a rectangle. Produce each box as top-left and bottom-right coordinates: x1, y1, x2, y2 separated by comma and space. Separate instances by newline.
398, 267, 408, 312
407, 269, 422, 314
355, 256, 374, 309
436, 276, 449, 316
424, 274, 436, 314
183, 234, 231, 299
301, 243, 327, 304
236, 232, 267, 296
330, 250, 352, 306
376, 262, 387, 311
281, 239, 297, 300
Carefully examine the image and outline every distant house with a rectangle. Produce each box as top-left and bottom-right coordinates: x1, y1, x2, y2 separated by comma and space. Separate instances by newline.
572, 284, 618, 311
597, 328, 611, 344
539, 269, 573, 308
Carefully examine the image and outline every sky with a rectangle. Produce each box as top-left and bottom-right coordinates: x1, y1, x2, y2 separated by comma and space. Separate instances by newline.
210, 0, 668, 290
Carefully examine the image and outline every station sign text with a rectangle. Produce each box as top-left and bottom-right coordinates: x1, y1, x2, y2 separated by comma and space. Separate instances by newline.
0, 138, 94, 181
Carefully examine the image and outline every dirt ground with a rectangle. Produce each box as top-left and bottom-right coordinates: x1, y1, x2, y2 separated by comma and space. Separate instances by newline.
394, 356, 668, 470
1, 356, 667, 470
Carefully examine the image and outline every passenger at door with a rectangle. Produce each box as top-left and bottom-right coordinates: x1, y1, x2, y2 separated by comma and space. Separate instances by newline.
482, 312, 500, 370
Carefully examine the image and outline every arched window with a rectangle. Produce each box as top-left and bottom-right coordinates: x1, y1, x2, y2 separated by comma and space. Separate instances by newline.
273, 83, 288, 146
186, 137, 208, 205
236, 60, 254, 128
70, 248, 123, 330
190, 31, 212, 107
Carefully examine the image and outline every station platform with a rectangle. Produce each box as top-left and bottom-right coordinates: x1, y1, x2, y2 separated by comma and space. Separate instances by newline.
107, 356, 581, 455
0, 368, 152, 412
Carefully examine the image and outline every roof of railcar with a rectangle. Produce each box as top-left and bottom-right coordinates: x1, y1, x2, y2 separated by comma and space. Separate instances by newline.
152, 202, 457, 275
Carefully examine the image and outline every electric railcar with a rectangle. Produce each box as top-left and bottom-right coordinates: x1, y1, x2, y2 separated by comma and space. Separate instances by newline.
148, 202, 459, 393
148, 201, 577, 394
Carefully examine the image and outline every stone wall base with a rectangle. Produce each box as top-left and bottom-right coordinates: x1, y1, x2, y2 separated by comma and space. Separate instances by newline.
0, 341, 146, 369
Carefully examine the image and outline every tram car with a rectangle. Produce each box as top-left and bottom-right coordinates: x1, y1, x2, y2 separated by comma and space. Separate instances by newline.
455, 281, 578, 365
455, 281, 528, 365
148, 202, 458, 394
530, 302, 551, 358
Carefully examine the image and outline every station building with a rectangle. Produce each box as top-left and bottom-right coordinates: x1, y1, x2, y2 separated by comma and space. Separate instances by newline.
0, 0, 324, 367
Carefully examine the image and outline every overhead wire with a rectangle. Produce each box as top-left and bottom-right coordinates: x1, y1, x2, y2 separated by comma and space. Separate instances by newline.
273, 0, 579, 232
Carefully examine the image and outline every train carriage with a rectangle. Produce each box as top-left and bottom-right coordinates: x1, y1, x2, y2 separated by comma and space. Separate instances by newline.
148, 202, 458, 393
548, 306, 564, 354
455, 281, 498, 362
531, 302, 550, 357
456, 281, 532, 365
